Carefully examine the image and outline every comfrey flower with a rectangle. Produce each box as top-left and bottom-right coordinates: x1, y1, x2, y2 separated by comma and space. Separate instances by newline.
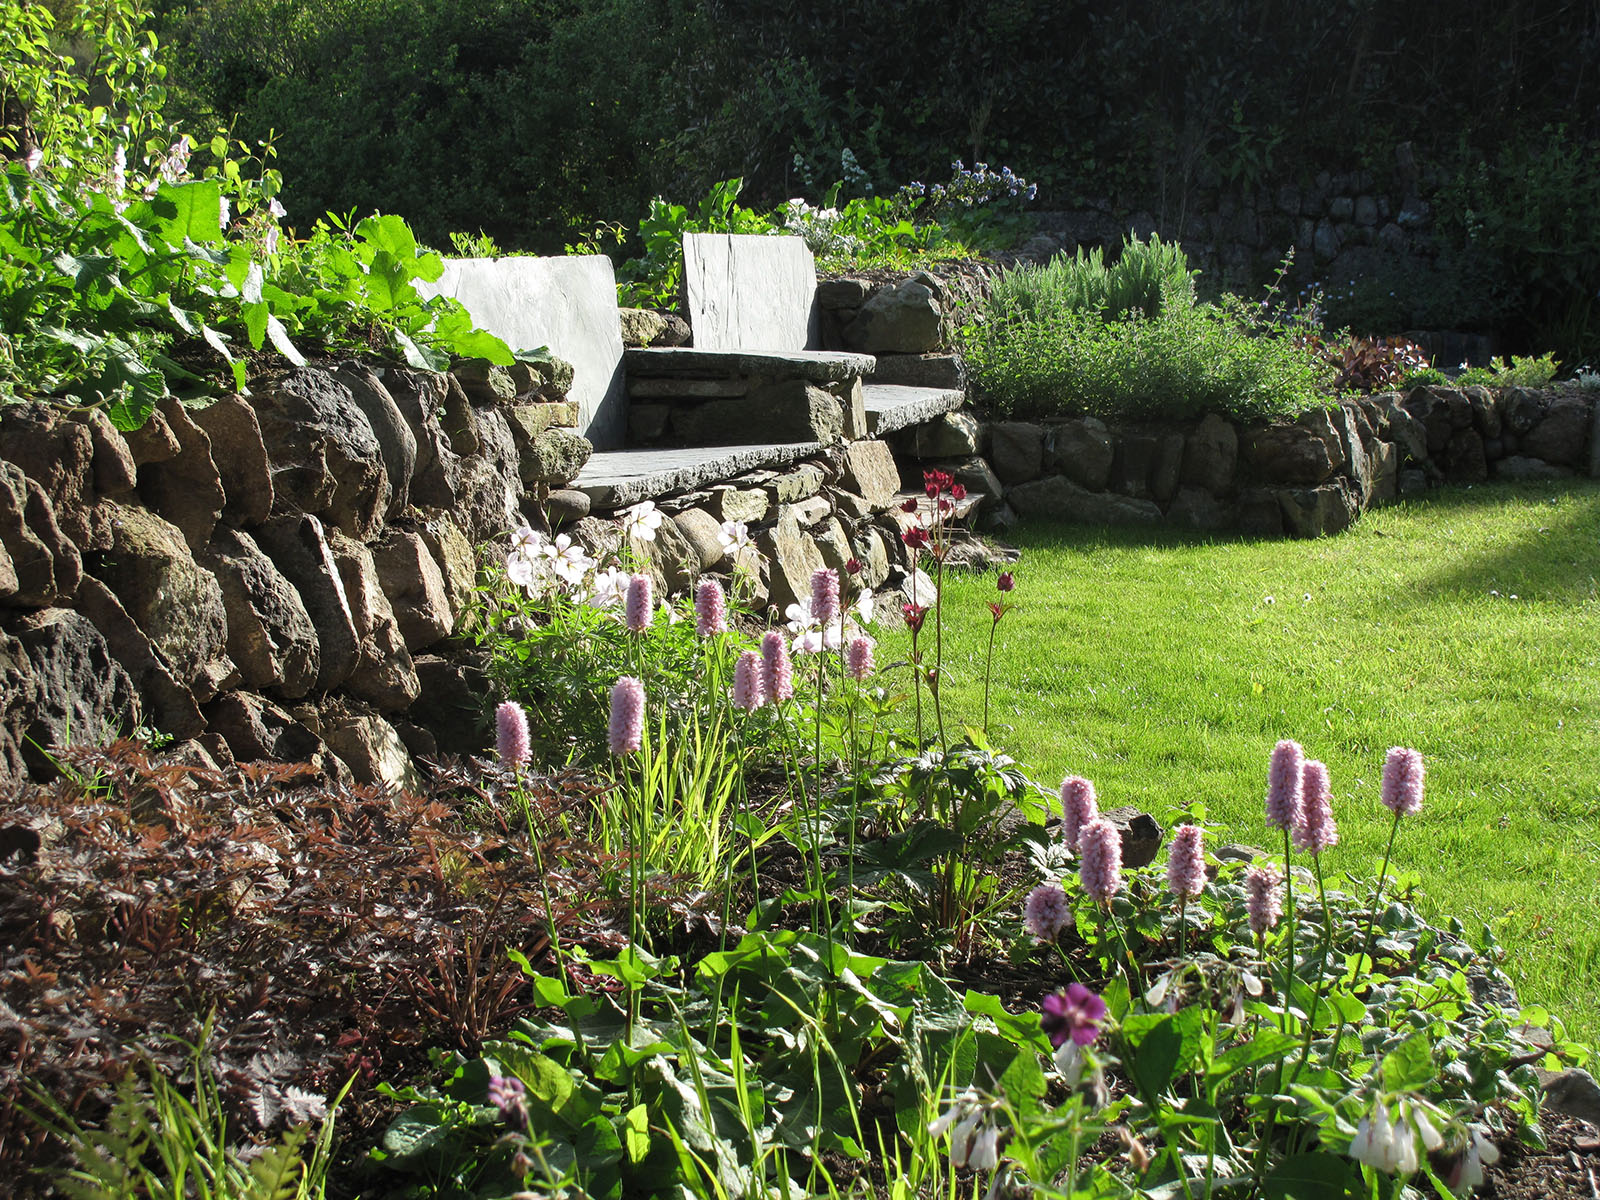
1166, 823, 1206, 900
1059, 775, 1098, 851
1348, 1097, 1419, 1175
695, 578, 727, 637
607, 677, 644, 755
1294, 759, 1339, 853
1023, 883, 1070, 941
928, 1092, 1002, 1171
1381, 746, 1425, 816
1433, 1125, 1500, 1191
496, 701, 530, 770
1266, 739, 1304, 831
732, 651, 765, 712
1078, 818, 1122, 902
1245, 864, 1282, 936
620, 500, 664, 542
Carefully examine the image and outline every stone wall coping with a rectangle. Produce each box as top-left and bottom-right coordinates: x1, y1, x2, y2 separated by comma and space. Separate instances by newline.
625, 346, 876, 383
573, 441, 828, 507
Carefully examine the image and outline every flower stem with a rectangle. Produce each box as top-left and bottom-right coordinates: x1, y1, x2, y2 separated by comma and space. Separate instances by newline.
1358, 809, 1403, 978
983, 617, 998, 736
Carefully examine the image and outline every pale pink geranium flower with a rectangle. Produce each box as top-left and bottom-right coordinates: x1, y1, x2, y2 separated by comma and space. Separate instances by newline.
1266, 739, 1304, 832
1381, 747, 1425, 816
1078, 818, 1122, 902
608, 677, 644, 755
620, 500, 664, 542
1166, 823, 1206, 900
1059, 776, 1098, 851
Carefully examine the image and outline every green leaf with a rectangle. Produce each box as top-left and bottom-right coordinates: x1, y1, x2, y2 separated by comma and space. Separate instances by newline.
1127, 1015, 1183, 1097
152, 180, 224, 245
1262, 1152, 1350, 1200
1380, 1033, 1435, 1092
623, 1103, 651, 1163
380, 1105, 454, 1164
356, 213, 420, 262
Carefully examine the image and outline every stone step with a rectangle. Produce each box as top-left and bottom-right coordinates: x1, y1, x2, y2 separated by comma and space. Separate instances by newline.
862, 384, 966, 435
890, 490, 984, 528
867, 353, 965, 391
625, 346, 876, 384
573, 441, 825, 508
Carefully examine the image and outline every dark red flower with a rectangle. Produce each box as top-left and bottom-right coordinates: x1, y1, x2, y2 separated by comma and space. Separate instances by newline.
845, 557, 863, 575
925, 480, 941, 499
901, 498, 920, 514
902, 603, 927, 633
997, 571, 1015, 592
951, 482, 967, 500
902, 525, 931, 551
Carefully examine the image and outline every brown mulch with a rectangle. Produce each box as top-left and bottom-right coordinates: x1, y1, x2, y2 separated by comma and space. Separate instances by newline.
1486, 1113, 1600, 1200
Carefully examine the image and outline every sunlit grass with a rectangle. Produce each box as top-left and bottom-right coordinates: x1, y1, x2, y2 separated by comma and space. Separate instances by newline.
883, 480, 1600, 1043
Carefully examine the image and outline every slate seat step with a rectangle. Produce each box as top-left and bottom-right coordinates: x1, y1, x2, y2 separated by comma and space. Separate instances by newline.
867, 354, 965, 391
625, 347, 876, 384
862, 384, 966, 435
573, 441, 825, 508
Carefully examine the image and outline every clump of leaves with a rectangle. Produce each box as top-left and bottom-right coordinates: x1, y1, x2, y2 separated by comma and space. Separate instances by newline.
1456, 353, 1561, 388
0, 740, 629, 1191
1302, 333, 1432, 393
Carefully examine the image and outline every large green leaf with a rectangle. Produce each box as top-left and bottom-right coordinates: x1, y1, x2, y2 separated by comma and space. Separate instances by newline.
1262, 1152, 1350, 1200
151, 180, 224, 245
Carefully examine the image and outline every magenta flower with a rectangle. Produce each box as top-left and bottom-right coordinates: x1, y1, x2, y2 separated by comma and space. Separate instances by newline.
997, 571, 1015, 592
625, 573, 653, 634
1040, 983, 1107, 1048
1246, 864, 1282, 936
732, 651, 765, 712
1294, 759, 1339, 853
695, 578, 727, 637
810, 567, 840, 627
495, 700, 530, 770
1023, 883, 1071, 941
1059, 775, 1098, 851
1078, 817, 1123, 902
1166, 823, 1206, 900
608, 676, 644, 755
761, 630, 793, 703
1266, 739, 1305, 832
846, 635, 875, 680
1381, 746, 1425, 817
486, 1074, 528, 1130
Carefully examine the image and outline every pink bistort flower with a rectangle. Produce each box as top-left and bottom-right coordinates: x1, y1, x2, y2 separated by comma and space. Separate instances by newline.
845, 635, 875, 680
608, 676, 644, 755
810, 567, 840, 627
1266, 739, 1304, 832
695, 578, 727, 637
761, 630, 793, 703
495, 701, 530, 770
1246, 864, 1282, 936
1166, 823, 1206, 900
1078, 818, 1122, 902
625, 574, 653, 634
1381, 746, 1425, 817
1023, 883, 1071, 941
733, 651, 765, 712
1059, 775, 1098, 851
1294, 759, 1339, 853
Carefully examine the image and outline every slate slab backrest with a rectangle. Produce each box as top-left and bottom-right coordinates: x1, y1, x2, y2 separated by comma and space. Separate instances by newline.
682, 234, 821, 352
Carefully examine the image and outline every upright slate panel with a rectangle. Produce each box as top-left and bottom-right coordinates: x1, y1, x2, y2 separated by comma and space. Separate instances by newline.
683, 234, 820, 351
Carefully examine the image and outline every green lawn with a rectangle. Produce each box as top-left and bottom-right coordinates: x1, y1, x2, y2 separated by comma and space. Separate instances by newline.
887, 480, 1600, 1044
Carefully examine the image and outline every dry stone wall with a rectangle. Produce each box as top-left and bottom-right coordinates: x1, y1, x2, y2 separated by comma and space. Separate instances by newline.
0, 357, 590, 786
896, 385, 1600, 538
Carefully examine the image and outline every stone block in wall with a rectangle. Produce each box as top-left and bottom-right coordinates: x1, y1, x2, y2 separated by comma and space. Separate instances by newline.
1370, 441, 1399, 502
1493, 456, 1574, 482
191, 395, 273, 528
380, 367, 463, 510
709, 485, 769, 524
1151, 434, 1186, 503
1008, 475, 1162, 525
1444, 429, 1488, 483
0, 462, 71, 607
1112, 434, 1160, 497
370, 531, 454, 653
673, 508, 727, 571
787, 496, 832, 528
833, 443, 897, 512
817, 278, 874, 308
679, 381, 845, 446
320, 699, 421, 793
628, 404, 671, 443
851, 526, 891, 589
843, 278, 942, 354
138, 396, 225, 551
1180, 414, 1238, 493
1461, 386, 1501, 439
453, 359, 517, 405
1167, 487, 1235, 531
833, 376, 869, 440
93, 502, 228, 695
1401, 385, 1472, 455
1521, 398, 1592, 468
1046, 418, 1115, 491
1243, 417, 1341, 486
518, 427, 594, 486
78, 409, 138, 498
765, 463, 827, 505
11, 607, 136, 776
0, 403, 103, 552
1332, 405, 1372, 502
251, 368, 390, 542
911, 412, 981, 458
205, 691, 337, 778
333, 362, 417, 521
0, 541, 14, 604
759, 511, 825, 611
411, 653, 491, 756
453, 407, 521, 542
124, 407, 180, 466
328, 531, 419, 714
814, 518, 853, 577
413, 510, 477, 625
873, 354, 966, 392
1236, 489, 1285, 536
439, 374, 479, 456
76, 575, 205, 740
255, 513, 360, 694
1278, 483, 1358, 538
204, 526, 320, 701
989, 422, 1044, 485
0, 628, 40, 779
547, 489, 591, 528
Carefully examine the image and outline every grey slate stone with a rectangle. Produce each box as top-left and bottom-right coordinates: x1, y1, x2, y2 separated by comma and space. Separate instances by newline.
683, 232, 820, 352
625, 346, 874, 384
575, 443, 826, 508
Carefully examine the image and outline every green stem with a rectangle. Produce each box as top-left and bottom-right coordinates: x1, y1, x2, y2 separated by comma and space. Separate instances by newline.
1289, 852, 1335, 1086
1280, 825, 1296, 1034
983, 616, 998, 737
1358, 810, 1403, 979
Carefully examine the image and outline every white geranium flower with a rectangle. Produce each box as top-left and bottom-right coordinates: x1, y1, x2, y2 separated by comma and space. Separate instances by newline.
621, 501, 664, 542
510, 524, 545, 555
541, 533, 592, 587
852, 589, 876, 624
506, 550, 552, 595
587, 566, 629, 610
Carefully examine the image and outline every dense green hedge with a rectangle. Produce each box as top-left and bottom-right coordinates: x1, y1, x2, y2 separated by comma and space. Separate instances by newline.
144, 0, 1600, 356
